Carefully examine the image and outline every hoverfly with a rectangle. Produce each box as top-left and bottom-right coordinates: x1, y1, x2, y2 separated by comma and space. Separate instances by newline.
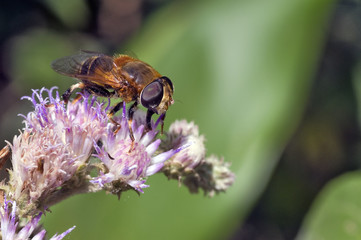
51, 51, 174, 141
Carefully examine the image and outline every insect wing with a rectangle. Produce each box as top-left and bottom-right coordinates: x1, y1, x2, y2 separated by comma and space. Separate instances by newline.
51, 52, 106, 76
51, 52, 121, 87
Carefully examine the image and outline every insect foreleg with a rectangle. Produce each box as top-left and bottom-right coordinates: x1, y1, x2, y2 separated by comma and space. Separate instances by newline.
159, 112, 166, 135
108, 101, 124, 119
108, 101, 124, 133
63, 82, 85, 103
146, 109, 155, 131
145, 110, 165, 134
127, 102, 138, 142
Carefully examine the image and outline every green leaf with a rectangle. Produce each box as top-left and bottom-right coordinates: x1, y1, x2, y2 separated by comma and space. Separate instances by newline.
297, 172, 361, 240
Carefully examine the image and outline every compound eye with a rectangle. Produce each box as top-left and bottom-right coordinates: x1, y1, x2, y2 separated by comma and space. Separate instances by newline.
161, 76, 174, 91
141, 81, 164, 109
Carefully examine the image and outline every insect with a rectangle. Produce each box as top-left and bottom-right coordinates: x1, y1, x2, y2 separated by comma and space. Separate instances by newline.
51, 51, 174, 141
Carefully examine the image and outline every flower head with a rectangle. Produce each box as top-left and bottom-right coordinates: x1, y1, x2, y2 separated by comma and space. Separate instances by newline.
91, 104, 180, 194
20, 87, 108, 164
160, 120, 206, 178
0, 197, 75, 240
0, 84, 233, 238
160, 120, 234, 196
6, 87, 108, 213
183, 155, 235, 197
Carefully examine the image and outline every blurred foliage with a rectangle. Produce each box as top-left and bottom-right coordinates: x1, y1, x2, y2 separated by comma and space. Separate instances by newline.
3, 0, 361, 239
297, 172, 361, 240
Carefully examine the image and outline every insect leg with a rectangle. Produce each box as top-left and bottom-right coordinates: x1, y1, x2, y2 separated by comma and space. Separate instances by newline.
73, 85, 115, 104
160, 112, 166, 135
125, 102, 138, 152
109, 101, 124, 133
127, 102, 138, 142
63, 82, 85, 103
86, 85, 114, 98
108, 101, 123, 118
83, 85, 125, 133
146, 109, 155, 131
145, 110, 165, 134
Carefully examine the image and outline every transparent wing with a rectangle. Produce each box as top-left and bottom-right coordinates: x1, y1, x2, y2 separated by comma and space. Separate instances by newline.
51, 51, 122, 88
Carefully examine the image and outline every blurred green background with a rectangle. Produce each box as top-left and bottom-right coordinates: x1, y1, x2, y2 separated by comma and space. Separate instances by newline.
2, 0, 361, 239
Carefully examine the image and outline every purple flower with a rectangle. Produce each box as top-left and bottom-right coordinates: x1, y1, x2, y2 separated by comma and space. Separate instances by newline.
0, 197, 75, 240
160, 120, 206, 178
7, 87, 108, 211
0, 85, 232, 213
20, 87, 108, 164
0, 84, 234, 239
91, 104, 180, 194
